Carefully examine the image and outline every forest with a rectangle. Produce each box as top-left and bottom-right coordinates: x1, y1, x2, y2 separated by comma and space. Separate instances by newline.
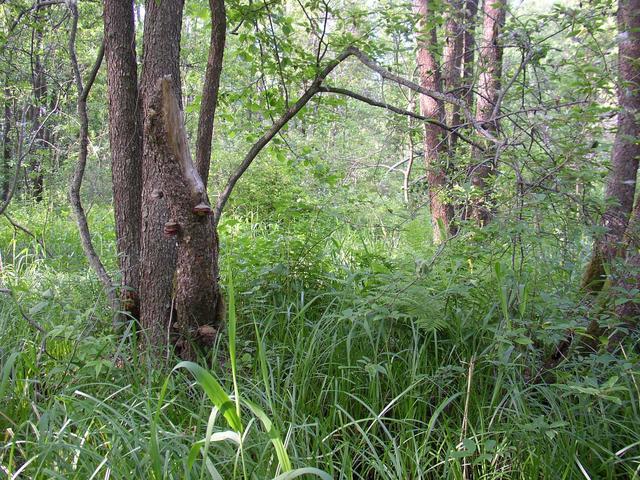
0, 0, 639, 478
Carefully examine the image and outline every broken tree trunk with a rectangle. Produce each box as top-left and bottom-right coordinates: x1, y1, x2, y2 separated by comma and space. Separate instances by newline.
147, 76, 223, 358
139, 0, 184, 348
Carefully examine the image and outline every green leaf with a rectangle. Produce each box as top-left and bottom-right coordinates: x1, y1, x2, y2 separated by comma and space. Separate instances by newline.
227, 263, 241, 419
271, 467, 333, 480
0, 352, 19, 400
514, 336, 533, 346
187, 430, 241, 469
243, 398, 292, 472
173, 361, 243, 432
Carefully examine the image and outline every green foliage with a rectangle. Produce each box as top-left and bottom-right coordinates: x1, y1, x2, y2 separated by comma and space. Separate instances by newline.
1, 0, 639, 478
1, 187, 639, 478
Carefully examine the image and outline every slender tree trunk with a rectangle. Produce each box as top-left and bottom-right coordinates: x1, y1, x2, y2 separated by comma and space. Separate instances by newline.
195, 0, 226, 186
68, 5, 118, 312
2, 84, 11, 201
461, 0, 479, 108
29, 7, 48, 202
468, 0, 505, 225
414, 0, 455, 241
104, 0, 143, 321
582, 0, 640, 294
442, 0, 464, 147
403, 97, 416, 205
582, 0, 640, 300
139, 0, 185, 348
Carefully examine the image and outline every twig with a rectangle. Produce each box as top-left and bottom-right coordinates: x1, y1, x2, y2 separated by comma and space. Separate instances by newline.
0, 100, 59, 216
5, 288, 47, 334
3, 212, 51, 256
318, 86, 483, 151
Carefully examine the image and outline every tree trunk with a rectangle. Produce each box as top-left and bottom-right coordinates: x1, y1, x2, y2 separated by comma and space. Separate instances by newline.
461, 0, 479, 108
582, 0, 640, 293
29, 8, 49, 202
2, 83, 11, 201
468, 0, 505, 225
195, 0, 226, 187
442, 0, 464, 147
138, 0, 185, 348
151, 77, 222, 358
414, 0, 455, 241
104, 0, 143, 320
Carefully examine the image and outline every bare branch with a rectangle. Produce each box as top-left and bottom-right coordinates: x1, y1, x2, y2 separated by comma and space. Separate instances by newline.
317, 86, 484, 151
0, 101, 59, 215
9, 0, 65, 33
3, 212, 51, 256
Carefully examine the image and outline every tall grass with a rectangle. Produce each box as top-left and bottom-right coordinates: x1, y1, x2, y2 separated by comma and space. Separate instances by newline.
1, 204, 639, 479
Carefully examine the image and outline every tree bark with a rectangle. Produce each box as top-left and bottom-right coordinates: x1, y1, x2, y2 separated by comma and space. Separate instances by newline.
138, 0, 185, 348
468, 0, 505, 225
151, 77, 222, 358
195, 0, 226, 186
414, 0, 455, 241
461, 0, 479, 108
29, 4, 49, 202
2, 83, 11, 201
582, 0, 640, 293
104, 0, 143, 321
442, 0, 464, 146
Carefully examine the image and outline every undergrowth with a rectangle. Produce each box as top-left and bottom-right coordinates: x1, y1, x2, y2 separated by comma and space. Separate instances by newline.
0, 200, 639, 479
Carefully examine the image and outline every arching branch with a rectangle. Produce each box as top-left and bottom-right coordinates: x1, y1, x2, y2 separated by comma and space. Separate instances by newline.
67, 3, 118, 312
345, 46, 500, 144
214, 46, 500, 226
212, 48, 352, 225
317, 86, 484, 151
